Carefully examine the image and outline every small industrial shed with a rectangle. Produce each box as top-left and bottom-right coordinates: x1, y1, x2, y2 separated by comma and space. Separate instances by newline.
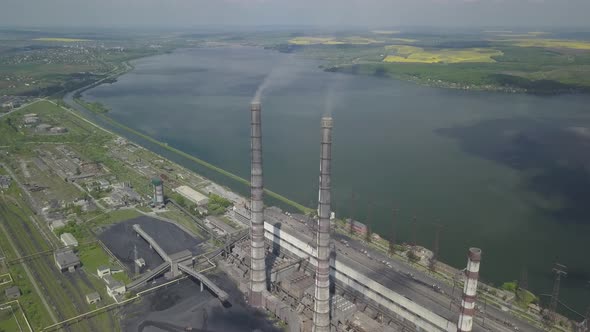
85, 292, 101, 305
54, 248, 80, 272
97, 266, 111, 278
60, 232, 78, 247
103, 275, 126, 298
5, 286, 21, 299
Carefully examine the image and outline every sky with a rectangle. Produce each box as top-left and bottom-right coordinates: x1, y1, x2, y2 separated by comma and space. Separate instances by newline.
1, 0, 589, 28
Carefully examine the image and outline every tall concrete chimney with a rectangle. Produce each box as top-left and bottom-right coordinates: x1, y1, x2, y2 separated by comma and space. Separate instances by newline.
249, 102, 266, 307
313, 117, 333, 332
457, 247, 482, 332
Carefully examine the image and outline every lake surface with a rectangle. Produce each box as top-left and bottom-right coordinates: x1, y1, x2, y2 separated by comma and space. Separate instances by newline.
83, 46, 590, 314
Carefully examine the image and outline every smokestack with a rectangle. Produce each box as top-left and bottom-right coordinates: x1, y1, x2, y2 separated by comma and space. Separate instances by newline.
457, 248, 482, 332
249, 102, 266, 307
313, 117, 333, 332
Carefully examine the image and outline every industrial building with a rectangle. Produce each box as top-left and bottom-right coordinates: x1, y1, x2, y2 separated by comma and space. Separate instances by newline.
103, 275, 126, 298
5, 286, 21, 299
85, 292, 101, 305
50, 126, 68, 134
60, 232, 78, 247
97, 266, 111, 277
49, 219, 66, 231
0, 175, 11, 189
346, 218, 367, 235
54, 247, 80, 272
173, 185, 209, 206
230, 101, 538, 332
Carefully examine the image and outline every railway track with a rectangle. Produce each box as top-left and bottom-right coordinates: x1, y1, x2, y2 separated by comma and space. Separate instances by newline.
0, 200, 103, 331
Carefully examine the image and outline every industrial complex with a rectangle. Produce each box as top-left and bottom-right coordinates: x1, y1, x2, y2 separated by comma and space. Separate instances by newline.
1, 98, 587, 332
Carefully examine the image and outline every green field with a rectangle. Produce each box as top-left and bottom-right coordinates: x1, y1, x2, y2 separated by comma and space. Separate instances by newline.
383, 45, 503, 63
260, 31, 590, 94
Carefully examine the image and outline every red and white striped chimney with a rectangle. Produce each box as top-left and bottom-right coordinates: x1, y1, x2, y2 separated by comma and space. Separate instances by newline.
457, 247, 482, 332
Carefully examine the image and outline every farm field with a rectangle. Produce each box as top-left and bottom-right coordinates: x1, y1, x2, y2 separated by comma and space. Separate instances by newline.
504, 38, 590, 50
383, 45, 503, 63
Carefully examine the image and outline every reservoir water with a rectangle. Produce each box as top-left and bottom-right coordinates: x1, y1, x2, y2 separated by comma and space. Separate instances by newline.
83, 46, 590, 313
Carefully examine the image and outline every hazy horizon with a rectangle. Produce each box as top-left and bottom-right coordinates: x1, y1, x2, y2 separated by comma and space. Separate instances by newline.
2, 0, 590, 29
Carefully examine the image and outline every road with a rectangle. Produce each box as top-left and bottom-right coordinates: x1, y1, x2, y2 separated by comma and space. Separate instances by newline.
0, 99, 42, 119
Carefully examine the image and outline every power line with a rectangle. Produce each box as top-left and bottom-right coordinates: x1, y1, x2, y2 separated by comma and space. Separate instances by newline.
429, 223, 442, 272
349, 192, 357, 235
389, 207, 396, 255
550, 263, 567, 321
365, 204, 372, 243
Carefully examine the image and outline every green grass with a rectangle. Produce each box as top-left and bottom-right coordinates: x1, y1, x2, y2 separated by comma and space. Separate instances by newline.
87, 209, 142, 228
0, 302, 29, 332
78, 243, 112, 276
515, 288, 538, 309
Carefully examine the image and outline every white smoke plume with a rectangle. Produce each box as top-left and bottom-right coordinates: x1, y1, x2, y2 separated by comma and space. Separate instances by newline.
324, 73, 349, 117
252, 55, 300, 104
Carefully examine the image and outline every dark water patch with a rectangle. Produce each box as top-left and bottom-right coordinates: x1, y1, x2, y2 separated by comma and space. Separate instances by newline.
438, 117, 590, 224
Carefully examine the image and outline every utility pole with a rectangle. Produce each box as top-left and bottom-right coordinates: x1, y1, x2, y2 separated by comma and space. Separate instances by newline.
388, 208, 396, 256
550, 263, 567, 321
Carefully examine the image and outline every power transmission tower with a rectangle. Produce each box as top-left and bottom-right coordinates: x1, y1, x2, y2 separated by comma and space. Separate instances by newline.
518, 267, 528, 291
365, 204, 372, 243
388, 208, 396, 256
411, 216, 417, 247
349, 193, 357, 235
550, 263, 567, 321
429, 223, 442, 272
